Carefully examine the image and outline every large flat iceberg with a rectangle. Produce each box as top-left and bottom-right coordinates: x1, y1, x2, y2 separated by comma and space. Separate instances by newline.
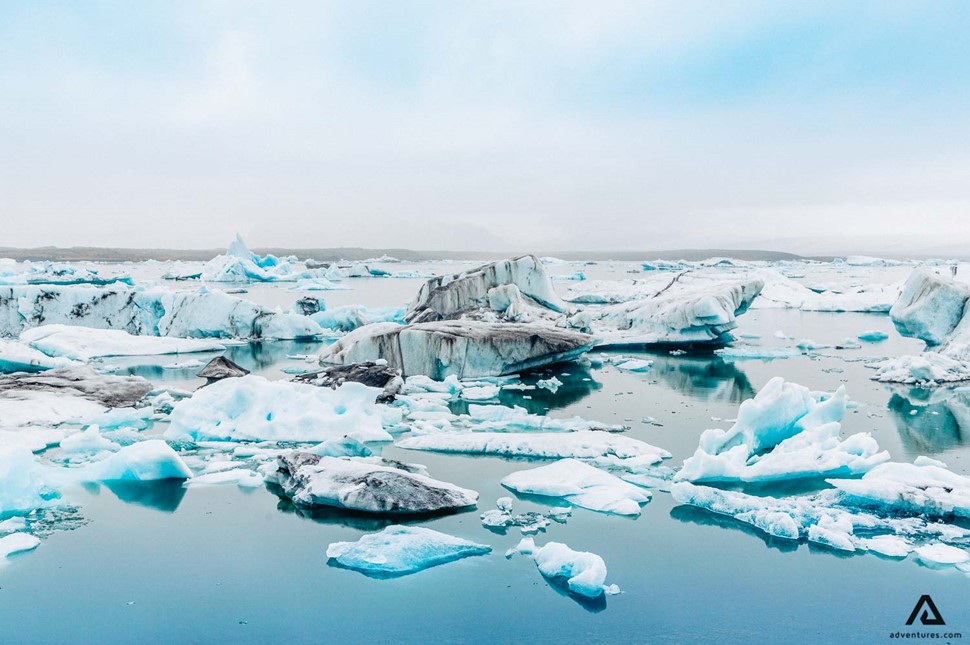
273, 453, 479, 514
320, 320, 594, 379
166, 375, 391, 443
326, 525, 490, 577
20, 325, 226, 360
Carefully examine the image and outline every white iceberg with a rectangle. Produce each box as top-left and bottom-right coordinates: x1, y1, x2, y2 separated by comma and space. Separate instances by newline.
677, 378, 888, 483
21, 324, 225, 361
398, 431, 670, 473
571, 279, 763, 347
509, 537, 616, 598
0, 532, 41, 559
167, 375, 391, 444
326, 525, 491, 576
827, 457, 970, 519
0, 339, 77, 373
0, 445, 58, 515
502, 459, 651, 516
87, 440, 192, 481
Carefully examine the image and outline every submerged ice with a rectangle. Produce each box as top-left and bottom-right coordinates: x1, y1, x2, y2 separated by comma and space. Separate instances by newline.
326, 525, 490, 577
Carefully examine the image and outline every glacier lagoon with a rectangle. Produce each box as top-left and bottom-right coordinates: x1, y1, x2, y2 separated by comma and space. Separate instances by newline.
0, 257, 968, 644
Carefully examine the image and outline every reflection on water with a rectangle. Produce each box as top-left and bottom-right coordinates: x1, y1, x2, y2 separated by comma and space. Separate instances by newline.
887, 387, 970, 455
539, 574, 608, 613
645, 351, 755, 404
102, 480, 187, 513
224, 340, 329, 372
670, 504, 799, 554
271, 485, 478, 532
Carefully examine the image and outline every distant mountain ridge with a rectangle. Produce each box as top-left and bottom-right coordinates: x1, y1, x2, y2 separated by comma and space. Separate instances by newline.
0, 246, 814, 263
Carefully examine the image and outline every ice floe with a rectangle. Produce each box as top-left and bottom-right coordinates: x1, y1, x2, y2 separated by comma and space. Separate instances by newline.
319, 320, 594, 379
677, 378, 888, 483
166, 375, 391, 443
399, 432, 670, 473
0, 339, 77, 373
272, 453, 478, 514
502, 459, 651, 516
326, 526, 491, 577
20, 325, 226, 360
508, 537, 618, 598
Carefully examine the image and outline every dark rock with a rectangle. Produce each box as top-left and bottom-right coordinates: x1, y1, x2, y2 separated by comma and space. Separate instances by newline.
197, 356, 250, 385
292, 361, 403, 403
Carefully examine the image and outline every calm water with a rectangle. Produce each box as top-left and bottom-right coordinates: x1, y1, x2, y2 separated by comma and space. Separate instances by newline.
1, 263, 968, 644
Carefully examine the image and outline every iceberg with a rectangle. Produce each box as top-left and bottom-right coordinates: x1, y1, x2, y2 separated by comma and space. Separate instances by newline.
0, 339, 77, 373
0, 532, 41, 559
501, 459, 651, 516
319, 320, 595, 379
0, 261, 132, 287
509, 537, 617, 598
20, 325, 226, 361
890, 268, 970, 346
199, 235, 344, 284
677, 378, 888, 483
398, 432, 670, 473
273, 453, 479, 514
0, 445, 58, 515
310, 305, 406, 333
875, 268, 970, 384
87, 440, 192, 481
405, 255, 568, 324
827, 457, 970, 519
0, 284, 323, 341
326, 526, 490, 577
166, 375, 391, 443
571, 279, 763, 347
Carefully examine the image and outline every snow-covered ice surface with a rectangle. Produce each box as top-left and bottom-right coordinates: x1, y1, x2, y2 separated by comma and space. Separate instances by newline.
1, 257, 969, 643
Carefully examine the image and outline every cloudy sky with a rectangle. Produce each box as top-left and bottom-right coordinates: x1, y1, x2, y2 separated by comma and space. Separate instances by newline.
2, 1, 969, 254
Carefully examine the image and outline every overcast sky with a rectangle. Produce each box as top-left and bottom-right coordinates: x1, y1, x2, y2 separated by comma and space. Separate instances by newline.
2, 1, 969, 254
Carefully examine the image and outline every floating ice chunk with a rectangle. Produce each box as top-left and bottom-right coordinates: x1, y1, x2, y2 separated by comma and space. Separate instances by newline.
509, 538, 615, 598
59, 425, 121, 457
311, 305, 405, 332
307, 436, 373, 458
914, 543, 969, 568
864, 535, 912, 558
462, 405, 626, 433
166, 375, 391, 443
0, 284, 323, 341
293, 362, 404, 403
536, 376, 563, 392
0, 533, 41, 559
715, 347, 801, 360
274, 453, 478, 514
326, 526, 490, 577
678, 378, 888, 482
461, 385, 501, 401
891, 268, 970, 346
0, 339, 77, 373
573, 279, 763, 346
753, 269, 899, 312
399, 432, 669, 473
502, 459, 651, 516
0, 446, 58, 514
186, 468, 263, 488
405, 255, 567, 324
858, 330, 889, 342
88, 440, 192, 481
871, 353, 970, 385
828, 458, 970, 519
20, 325, 225, 361
612, 358, 653, 372
0, 516, 27, 534
320, 320, 594, 379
